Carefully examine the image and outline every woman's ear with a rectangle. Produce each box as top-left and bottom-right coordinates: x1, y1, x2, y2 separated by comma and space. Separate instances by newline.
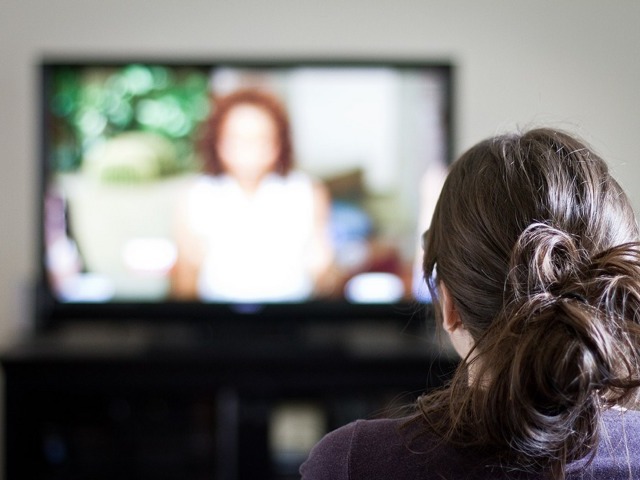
440, 282, 462, 334
440, 282, 475, 361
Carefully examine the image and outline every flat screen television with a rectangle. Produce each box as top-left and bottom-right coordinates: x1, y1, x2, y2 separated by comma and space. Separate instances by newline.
37, 58, 453, 330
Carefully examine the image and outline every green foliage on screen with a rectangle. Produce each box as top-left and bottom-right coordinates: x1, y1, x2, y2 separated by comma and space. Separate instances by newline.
50, 64, 210, 181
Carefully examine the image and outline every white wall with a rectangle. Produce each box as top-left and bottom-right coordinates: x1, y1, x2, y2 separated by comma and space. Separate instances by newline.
1, 0, 639, 345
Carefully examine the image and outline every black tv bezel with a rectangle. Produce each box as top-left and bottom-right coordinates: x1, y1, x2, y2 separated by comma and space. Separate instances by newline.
36, 57, 453, 331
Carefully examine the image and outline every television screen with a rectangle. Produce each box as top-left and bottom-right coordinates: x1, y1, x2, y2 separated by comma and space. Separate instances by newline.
40, 59, 453, 322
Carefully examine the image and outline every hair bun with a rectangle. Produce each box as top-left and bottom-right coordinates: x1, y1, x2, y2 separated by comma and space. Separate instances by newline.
512, 295, 610, 405
499, 234, 640, 429
507, 223, 587, 302
487, 224, 640, 459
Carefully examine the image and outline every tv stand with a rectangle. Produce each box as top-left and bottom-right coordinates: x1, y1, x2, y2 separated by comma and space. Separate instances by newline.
1, 320, 458, 480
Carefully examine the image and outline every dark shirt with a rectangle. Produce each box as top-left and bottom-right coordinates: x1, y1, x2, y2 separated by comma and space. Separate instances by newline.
300, 409, 640, 479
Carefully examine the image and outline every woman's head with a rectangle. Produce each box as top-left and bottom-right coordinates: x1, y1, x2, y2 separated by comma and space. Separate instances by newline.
200, 88, 294, 179
424, 128, 639, 343
419, 128, 640, 476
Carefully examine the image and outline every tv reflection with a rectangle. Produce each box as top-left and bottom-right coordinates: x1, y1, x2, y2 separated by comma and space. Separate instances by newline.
171, 89, 335, 303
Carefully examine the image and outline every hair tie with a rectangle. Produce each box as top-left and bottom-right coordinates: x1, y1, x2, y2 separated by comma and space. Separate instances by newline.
560, 292, 588, 304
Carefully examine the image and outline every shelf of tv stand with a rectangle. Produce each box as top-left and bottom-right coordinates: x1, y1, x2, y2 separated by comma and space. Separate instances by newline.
1, 322, 458, 480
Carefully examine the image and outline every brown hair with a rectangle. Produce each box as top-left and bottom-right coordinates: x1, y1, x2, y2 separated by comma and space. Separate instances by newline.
419, 128, 640, 477
199, 88, 294, 175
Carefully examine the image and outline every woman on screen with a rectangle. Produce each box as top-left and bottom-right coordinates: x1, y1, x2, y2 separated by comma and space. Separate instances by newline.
172, 88, 334, 302
301, 128, 640, 479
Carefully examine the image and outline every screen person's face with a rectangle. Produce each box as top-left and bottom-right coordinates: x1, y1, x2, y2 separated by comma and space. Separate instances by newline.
217, 104, 280, 185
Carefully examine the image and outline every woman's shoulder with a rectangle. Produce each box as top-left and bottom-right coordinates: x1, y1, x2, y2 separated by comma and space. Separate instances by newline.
300, 416, 502, 480
300, 417, 417, 480
301, 412, 640, 480
599, 407, 640, 449
571, 408, 640, 478
603, 406, 640, 422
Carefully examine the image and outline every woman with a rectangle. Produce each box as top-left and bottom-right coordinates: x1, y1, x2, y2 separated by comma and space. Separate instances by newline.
301, 128, 640, 479
172, 88, 334, 302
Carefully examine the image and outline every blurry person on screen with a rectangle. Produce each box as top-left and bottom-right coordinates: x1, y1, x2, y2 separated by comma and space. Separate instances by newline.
171, 89, 334, 303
